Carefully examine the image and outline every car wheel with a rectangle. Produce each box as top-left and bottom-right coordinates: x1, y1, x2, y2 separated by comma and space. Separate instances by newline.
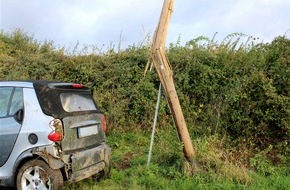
16, 159, 63, 190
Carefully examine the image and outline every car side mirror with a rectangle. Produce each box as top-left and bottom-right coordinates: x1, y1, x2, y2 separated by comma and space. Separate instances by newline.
14, 109, 24, 124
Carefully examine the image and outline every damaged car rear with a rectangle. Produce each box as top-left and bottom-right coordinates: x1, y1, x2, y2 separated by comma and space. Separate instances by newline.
0, 81, 111, 190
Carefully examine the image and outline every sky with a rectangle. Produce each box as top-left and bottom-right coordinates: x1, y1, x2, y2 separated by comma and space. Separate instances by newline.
0, 0, 289, 50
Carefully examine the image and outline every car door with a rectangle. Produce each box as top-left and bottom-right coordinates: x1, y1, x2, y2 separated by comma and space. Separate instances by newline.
0, 87, 24, 167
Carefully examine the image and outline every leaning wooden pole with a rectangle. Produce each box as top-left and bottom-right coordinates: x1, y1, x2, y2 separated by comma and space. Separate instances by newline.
147, 0, 197, 166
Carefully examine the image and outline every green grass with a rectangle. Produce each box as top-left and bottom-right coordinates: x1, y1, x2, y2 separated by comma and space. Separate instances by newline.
63, 131, 290, 190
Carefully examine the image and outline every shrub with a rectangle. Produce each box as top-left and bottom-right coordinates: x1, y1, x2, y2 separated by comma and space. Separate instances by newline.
0, 30, 289, 166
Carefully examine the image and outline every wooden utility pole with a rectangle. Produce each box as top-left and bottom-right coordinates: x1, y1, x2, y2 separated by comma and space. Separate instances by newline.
147, 0, 197, 166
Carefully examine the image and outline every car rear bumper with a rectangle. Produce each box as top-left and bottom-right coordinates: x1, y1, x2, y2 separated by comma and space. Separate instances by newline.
68, 143, 111, 182
70, 161, 106, 182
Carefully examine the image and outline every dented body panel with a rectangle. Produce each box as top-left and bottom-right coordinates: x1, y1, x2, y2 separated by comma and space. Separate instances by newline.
61, 114, 106, 152
33, 143, 111, 182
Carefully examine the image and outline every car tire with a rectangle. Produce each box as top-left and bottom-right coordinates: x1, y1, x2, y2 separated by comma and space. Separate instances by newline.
16, 159, 63, 190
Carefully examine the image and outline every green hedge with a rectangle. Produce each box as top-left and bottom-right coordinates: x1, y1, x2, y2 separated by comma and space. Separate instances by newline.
0, 30, 289, 164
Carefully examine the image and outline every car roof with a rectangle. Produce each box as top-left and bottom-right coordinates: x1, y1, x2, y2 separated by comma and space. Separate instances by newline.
0, 80, 73, 88
0, 81, 34, 88
0, 80, 97, 118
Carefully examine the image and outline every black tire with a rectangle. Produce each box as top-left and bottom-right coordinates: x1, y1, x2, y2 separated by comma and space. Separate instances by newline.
16, 159, 63, 190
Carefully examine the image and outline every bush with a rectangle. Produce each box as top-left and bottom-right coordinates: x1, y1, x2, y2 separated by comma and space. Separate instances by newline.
0, 30, 289, 166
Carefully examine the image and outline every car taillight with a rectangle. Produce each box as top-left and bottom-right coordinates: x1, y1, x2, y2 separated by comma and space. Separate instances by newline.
72, 84, 83, 89
101, 114, 107, 132
48, 119, 63, 142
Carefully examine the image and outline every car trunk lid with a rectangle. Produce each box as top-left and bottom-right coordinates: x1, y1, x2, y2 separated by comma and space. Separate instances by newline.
33, 81, 107, 152
61, 113, 106, 152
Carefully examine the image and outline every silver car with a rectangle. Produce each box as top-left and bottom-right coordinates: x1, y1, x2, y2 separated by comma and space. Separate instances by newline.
0, 81, 111, 190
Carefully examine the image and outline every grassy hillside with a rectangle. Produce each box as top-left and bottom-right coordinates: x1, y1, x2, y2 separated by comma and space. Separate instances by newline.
0, 30, 289, 189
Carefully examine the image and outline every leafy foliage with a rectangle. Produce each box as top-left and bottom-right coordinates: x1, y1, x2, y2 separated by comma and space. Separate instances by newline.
0, 30, 289, 182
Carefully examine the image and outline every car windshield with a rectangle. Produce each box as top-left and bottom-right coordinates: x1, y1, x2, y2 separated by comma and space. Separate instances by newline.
60, 93, 97, 112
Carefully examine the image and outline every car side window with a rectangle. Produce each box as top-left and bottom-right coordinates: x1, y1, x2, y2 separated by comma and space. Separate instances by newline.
0, 87, 14, 117
9, 88, 24, 116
